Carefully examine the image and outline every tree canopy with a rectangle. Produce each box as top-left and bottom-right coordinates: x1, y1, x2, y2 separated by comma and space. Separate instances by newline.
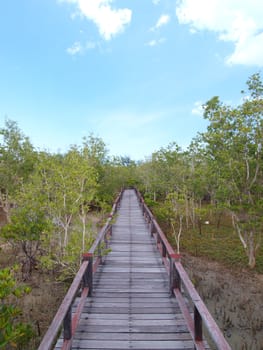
1, 73, 263, 276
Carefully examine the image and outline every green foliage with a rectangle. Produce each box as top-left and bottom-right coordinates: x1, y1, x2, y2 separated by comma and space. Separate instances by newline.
0, 119, 37, 222
140, 72, 263, 269
0, 266, 33, 348
201, 73, 263, 267
61, 229, 95, 281
1, 72, 263, 277
180, 221, 263, 274
143, 194, 158, 209
1, 204, 52, 279
2, 205, 50, 242
40, 227, 95, 282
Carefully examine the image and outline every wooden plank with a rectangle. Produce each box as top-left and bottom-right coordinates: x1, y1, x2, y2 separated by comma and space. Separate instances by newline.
75, 324, 190, 333
81, 307, 180, 314
73, 332, 193, 341
78, 318, 188, 327
82, 301, 178, 308
70, 339, 195, 349
54, 189, 203, 350
77, 313, 185, 320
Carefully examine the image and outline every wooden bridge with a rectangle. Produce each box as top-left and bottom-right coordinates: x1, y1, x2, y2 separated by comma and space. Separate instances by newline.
38, 189, 231, 350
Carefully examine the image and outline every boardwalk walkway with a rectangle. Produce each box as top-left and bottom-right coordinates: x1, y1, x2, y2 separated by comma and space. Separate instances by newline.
56, 189, 198, 349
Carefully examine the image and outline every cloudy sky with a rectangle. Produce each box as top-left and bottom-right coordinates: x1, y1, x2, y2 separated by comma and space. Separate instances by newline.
0, 0, 262, 159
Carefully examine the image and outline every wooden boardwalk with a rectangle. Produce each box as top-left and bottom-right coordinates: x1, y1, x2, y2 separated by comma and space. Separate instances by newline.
55, 189, 197, 349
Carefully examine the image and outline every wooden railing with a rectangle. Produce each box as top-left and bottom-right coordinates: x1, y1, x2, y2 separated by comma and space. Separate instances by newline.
135, 189, 231, 350
38, 191, 123, 350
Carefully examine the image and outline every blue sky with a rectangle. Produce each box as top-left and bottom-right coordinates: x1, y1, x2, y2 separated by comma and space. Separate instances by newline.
0, 0, 262, 160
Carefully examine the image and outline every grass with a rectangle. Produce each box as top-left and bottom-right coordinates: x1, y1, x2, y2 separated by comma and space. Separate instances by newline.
153, 207, 263, 274
179, 224, 263, 273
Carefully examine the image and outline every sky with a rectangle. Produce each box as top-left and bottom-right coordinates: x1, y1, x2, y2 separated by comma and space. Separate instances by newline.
0, 0, 262, 160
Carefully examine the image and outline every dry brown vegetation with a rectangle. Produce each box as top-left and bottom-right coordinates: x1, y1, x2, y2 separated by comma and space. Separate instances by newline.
183, 253, 263, 350
0, 243, 67, 349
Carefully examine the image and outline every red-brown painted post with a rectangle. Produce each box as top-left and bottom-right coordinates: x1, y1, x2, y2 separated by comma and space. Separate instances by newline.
82, 253, 93, 296
162, 241, 167, 260
63, 304, 72, 341
175, 270, 181, 291
169, 255, 176, 295
150, 220, 154, 237
156, 232, 161, 245
97, 242, 102, 261
170, 254, 181, 294
194, 305, 203, 341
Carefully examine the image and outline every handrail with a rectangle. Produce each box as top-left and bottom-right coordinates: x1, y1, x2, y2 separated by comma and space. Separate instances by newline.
38, 190, 123, 350
135, 188, 231, 350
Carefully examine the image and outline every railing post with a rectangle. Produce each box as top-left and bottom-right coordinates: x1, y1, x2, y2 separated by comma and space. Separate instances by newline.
98, 242, 102, 261
169, 254, 181, 295
156, 233, 162, 256
162, 242, 166, 257
149, 220, 154, 237
169, 255, 176, 295
162, 241, 167, 260
173, 258, 181, 291
156, 232, 160, 245
82, 253, 93, 296
63, 304, 72, 341
194, 306, 203, 342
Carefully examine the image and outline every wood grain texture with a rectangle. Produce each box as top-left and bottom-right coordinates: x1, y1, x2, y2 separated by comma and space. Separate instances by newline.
55, 189, 201, 350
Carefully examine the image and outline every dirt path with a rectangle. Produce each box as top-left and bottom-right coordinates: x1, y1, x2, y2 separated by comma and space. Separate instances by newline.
182, 253, 263, 350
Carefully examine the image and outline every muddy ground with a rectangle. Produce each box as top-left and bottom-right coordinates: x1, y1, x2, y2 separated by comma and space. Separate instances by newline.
1, 233, 262, 348
182, 253, 263, 350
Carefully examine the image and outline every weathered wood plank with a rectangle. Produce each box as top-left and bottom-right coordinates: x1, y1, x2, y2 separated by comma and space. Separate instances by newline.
55, 189, 197, 350
76, 313, 186, 320
70, 339, 195, 349
80, 307, 181, 314
77, 318, 188, 326
75, 324, 190, 333
73, 332, 192, 341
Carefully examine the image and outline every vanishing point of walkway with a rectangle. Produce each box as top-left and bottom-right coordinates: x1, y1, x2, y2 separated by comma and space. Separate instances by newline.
56, 189, 198, 349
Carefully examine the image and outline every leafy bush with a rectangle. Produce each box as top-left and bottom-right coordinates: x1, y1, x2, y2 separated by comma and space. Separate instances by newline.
0, 266, 33, 349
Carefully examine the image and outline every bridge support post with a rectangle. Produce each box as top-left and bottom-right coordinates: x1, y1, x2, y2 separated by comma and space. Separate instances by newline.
194, 306, 203, 342
63, 304, 72, 341
156, 232, 161, 247
97, 242, 102, 262
170, 254, 181, 296
149, 220, 154, 237
162, 241, 167, 258
82, 253, 93, 296
169, 254, 176, 295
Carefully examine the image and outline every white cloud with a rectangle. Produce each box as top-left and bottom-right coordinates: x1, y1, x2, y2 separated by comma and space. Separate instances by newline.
67, 40, 97, 55
86, 41, 97, 50
66, 41, 83, 55
176, 0, 263, 66
191, 101, 204, 116
61, 0, 132, 41
151, 14, 170, 31
146, 38, 166, 47
152, 0, 161, 5
156, 14, 170, 28
226, 32, 263, 66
